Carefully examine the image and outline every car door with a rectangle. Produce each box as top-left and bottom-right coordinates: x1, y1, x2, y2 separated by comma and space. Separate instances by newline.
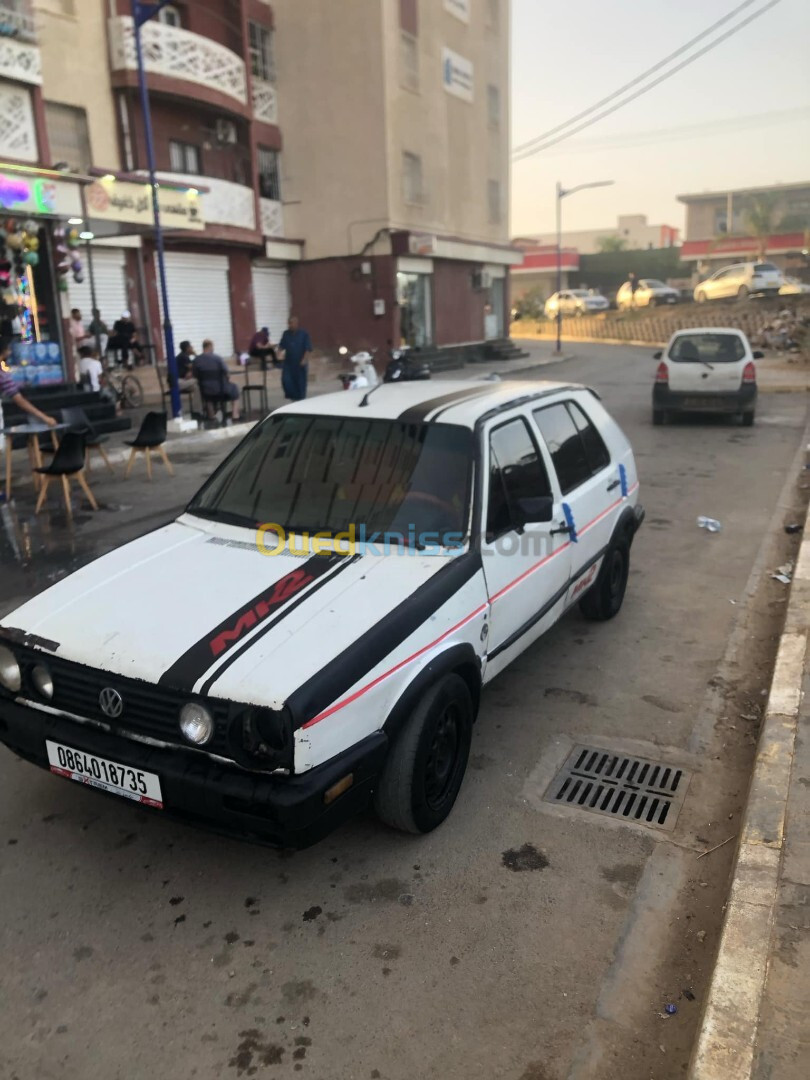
479, 413, 572, 680
636, 281, 652, 306
531, 398, 618, 608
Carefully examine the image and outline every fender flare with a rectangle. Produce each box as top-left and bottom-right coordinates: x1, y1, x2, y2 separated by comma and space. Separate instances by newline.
610, 503, 640, 549
382, 642, 482, 743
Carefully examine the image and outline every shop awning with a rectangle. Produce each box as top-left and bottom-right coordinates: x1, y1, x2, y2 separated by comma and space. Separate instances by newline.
81, 169, 205, 237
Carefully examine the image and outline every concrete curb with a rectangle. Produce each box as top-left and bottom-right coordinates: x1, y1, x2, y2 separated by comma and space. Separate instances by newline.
687, 490, 810, 1079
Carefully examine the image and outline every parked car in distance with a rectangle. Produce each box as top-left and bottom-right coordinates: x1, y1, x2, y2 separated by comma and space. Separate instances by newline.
652, 328, 761, 426
0, 380, 643, 848
779, 276, 810, 296
544, 290, 609, 318
693, 262, 785, 303
616, 279, 680, 309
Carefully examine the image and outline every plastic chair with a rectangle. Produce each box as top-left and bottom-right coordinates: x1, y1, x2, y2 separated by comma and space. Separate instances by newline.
60, 406, 115, 474
125, 411, 174, 480
242, 361, 269, 418
34, 431, 98, 519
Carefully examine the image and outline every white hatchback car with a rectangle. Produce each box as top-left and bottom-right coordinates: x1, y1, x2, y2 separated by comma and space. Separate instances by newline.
0, 380, 643, 848
545, 290, 609, 318
616, 279, 680, 309
694, 262, 784, 303
652, 328, 761, 426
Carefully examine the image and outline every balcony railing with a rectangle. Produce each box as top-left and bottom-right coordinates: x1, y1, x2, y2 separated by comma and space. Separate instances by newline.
109, 15, 247, 107
260, 198, 283, 238
156, 172, 256, 231
251, 77, 278, 125
0, 34, 39, 85
0, 1, 36, 43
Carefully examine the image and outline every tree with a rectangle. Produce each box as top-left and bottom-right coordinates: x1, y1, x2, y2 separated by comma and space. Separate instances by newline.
596, 234, 627, 254
743, 194, 780, 258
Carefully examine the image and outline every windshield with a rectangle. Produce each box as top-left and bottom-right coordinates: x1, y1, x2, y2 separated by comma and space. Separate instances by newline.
668, 333, 746, 363
570, 290, 589, 297
642, 279, 666, 289
187, 414, 473, 546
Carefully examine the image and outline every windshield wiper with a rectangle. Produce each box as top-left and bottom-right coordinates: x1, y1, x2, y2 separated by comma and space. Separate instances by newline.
187, 506, 258, 528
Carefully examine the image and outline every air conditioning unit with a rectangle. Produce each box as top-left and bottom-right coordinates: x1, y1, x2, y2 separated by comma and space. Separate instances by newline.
215, 119, 237, 145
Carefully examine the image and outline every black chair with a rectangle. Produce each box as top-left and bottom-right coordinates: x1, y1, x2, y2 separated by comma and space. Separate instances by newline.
34, 431, 98, 519
241, 360, 269, 418
60, 406, 115, 474
124, 411, 173, 480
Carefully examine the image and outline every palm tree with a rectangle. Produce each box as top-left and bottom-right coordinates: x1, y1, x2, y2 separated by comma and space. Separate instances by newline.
743, 194, 780, 258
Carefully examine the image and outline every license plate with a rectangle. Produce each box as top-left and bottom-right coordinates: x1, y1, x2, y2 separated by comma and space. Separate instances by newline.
46, 740, 163, 809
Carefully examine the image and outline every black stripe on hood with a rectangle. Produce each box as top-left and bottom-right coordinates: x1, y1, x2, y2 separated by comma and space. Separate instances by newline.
158, 552, 348, 691
286, 550, 483, 728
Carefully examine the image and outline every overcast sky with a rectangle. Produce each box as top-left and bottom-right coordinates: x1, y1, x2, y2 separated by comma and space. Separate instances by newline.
510, 0, 810, 239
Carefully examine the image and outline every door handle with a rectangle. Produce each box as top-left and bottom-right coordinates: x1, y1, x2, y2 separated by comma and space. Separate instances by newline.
550, 522, 572, 536
607, 479, 621, 492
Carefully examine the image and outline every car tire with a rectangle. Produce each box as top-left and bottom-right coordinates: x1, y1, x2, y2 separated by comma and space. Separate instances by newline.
648, 297, 657, 308
652, 409, 666, 426
742, 411, 755, 427
375, 673, 473, 834
696, 290, 707, 304
737, 285, 749, 300
580, 541, 630, 622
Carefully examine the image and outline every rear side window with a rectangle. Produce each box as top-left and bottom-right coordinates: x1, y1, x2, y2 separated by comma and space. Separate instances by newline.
487, 418, 551, 539
567, 401, 610, 473
754, 263, 778, 273
669, 333, 745, 363
533, 402, 591, 494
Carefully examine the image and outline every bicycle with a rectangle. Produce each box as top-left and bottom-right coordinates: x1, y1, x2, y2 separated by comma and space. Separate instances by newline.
106, 366, 144, 409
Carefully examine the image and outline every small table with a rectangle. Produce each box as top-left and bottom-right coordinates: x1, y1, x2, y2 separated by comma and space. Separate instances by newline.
2, 422, 67, 498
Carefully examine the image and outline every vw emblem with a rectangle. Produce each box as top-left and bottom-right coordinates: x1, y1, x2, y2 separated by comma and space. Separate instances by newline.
99, 687, 123, 719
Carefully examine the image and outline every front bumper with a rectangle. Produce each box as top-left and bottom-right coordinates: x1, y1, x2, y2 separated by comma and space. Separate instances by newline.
653, 383, 756, 414
0, 697, 388, 848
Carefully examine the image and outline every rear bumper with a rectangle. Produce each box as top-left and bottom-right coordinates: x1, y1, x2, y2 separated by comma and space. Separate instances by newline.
653, 383, 756, 414
0, 697, 388, 849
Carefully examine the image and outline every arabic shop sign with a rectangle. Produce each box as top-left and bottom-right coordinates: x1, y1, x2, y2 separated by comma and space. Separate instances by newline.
86, 178, 204, 231
442, 47, 474, 103
0, 170, 83, 218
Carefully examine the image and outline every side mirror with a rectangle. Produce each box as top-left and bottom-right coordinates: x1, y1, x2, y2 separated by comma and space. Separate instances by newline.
653, 350, 662, 360
515, 495, 554, 525
752, 350, 764, 359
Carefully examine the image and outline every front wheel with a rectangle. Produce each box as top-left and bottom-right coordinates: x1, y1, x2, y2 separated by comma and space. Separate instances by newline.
121, 375, 144, 409
737, 285, 749, 301
375, 673, 473, 834
696, 290, 707, 304
652, 409, 666, 426
580, 541, 630, 621
742, 411, 755, 427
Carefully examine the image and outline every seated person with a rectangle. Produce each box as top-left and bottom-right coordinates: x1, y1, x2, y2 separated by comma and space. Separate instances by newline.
172, 340, 197, 391
108, 310, 144, 367
248, 327, 277, 370
192, 339, 241, 422
78, 345, 121, 415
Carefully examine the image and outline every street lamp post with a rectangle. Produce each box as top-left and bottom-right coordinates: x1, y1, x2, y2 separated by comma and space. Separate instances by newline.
132, 0, 181, 419
555, 180, 614, 356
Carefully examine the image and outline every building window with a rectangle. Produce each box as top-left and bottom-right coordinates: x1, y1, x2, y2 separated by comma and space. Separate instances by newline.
399, 0, 418, 35
169, 139, 201, 174
249, 21, 276, 82
44, 102, 91, 172
486, 0, 500, 32
258, 147, 281, 201
157, 4, 181, 26
488, 179, 502, 224
400, 31, 419, 91
402, 152, 424, 205
487, 84, 500, 129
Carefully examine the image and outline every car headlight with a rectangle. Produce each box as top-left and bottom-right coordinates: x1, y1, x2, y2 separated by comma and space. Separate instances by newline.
31, 663, 53, 700
179, 702, 215, 746
0, 644, 21, 693
240, 707, 290, 761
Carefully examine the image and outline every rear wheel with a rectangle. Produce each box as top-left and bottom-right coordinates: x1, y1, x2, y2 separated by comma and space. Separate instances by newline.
580, 541, 630, 621
375, 674, 473, 834
121, 375, 144, 409
652, 409, 666, 426
737, 285, 749, 301
696, 290, 707, 304
648, 297, 657, 308
742, 411, 755, 427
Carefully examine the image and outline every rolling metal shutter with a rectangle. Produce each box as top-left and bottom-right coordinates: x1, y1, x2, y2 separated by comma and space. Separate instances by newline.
69, 248, 129, 326
251, 264, 290, 343
159, 252, 234, 358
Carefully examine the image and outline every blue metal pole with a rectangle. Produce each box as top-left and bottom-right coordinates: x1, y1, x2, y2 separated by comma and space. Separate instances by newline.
132, 0, 181, 418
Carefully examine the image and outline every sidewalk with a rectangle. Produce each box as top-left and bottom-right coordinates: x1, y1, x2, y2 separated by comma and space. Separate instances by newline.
689, 482, 810, 1079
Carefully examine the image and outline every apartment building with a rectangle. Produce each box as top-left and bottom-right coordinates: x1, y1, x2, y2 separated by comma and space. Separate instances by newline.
0, 0, 515, 379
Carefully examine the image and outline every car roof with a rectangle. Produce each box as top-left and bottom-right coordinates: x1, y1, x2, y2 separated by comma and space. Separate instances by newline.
274, 379, 585, 427
668, 327, 748, 340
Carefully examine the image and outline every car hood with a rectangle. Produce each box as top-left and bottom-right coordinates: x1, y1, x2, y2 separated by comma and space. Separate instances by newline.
1, 516, 455, 707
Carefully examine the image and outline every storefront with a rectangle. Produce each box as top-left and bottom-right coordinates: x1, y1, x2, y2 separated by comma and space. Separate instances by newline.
0, 162, 88, 388
396, 257, 433, 348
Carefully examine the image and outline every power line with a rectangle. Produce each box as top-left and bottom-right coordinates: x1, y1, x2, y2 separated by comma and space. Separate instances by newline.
512, 0, 782, 163
512, 0, 760, 157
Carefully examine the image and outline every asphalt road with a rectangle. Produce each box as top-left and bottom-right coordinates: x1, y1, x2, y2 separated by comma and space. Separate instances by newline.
0, 344, 807, 1080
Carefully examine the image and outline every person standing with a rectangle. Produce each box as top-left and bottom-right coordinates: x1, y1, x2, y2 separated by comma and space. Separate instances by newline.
628, 272, 639, 308
88, 308, 109, 358
277, 315, 312, 401
192, 339, 241, 422
68, 308, 88, 370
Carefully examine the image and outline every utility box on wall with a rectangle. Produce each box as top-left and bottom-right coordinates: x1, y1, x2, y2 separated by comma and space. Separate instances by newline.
373, 298, 385, 316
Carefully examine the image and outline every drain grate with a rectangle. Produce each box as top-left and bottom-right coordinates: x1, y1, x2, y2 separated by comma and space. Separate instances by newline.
544, 745, 690, 831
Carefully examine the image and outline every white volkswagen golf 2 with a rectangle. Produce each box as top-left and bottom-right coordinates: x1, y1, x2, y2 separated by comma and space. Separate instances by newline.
0, 380, 643, 847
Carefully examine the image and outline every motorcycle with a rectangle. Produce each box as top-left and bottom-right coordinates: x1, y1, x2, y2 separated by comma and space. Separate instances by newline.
337, 347, 381, 391
384, 346, 431, 383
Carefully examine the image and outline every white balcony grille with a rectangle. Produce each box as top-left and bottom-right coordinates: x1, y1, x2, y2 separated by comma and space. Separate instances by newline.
260, 198, 283, 238
156, 172, 256, 231
108, 15, 246, 107
251, 77, 278, 125
0, 34, 40, 84
0, 82, 36, 161
0, 1, 37, 43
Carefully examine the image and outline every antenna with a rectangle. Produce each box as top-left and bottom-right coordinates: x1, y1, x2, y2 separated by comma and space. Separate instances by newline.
359, 382, 384, 407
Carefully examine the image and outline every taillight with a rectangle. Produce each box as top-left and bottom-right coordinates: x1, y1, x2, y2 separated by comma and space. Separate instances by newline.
655, 361, 668, 383
742, 361, 756, 384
